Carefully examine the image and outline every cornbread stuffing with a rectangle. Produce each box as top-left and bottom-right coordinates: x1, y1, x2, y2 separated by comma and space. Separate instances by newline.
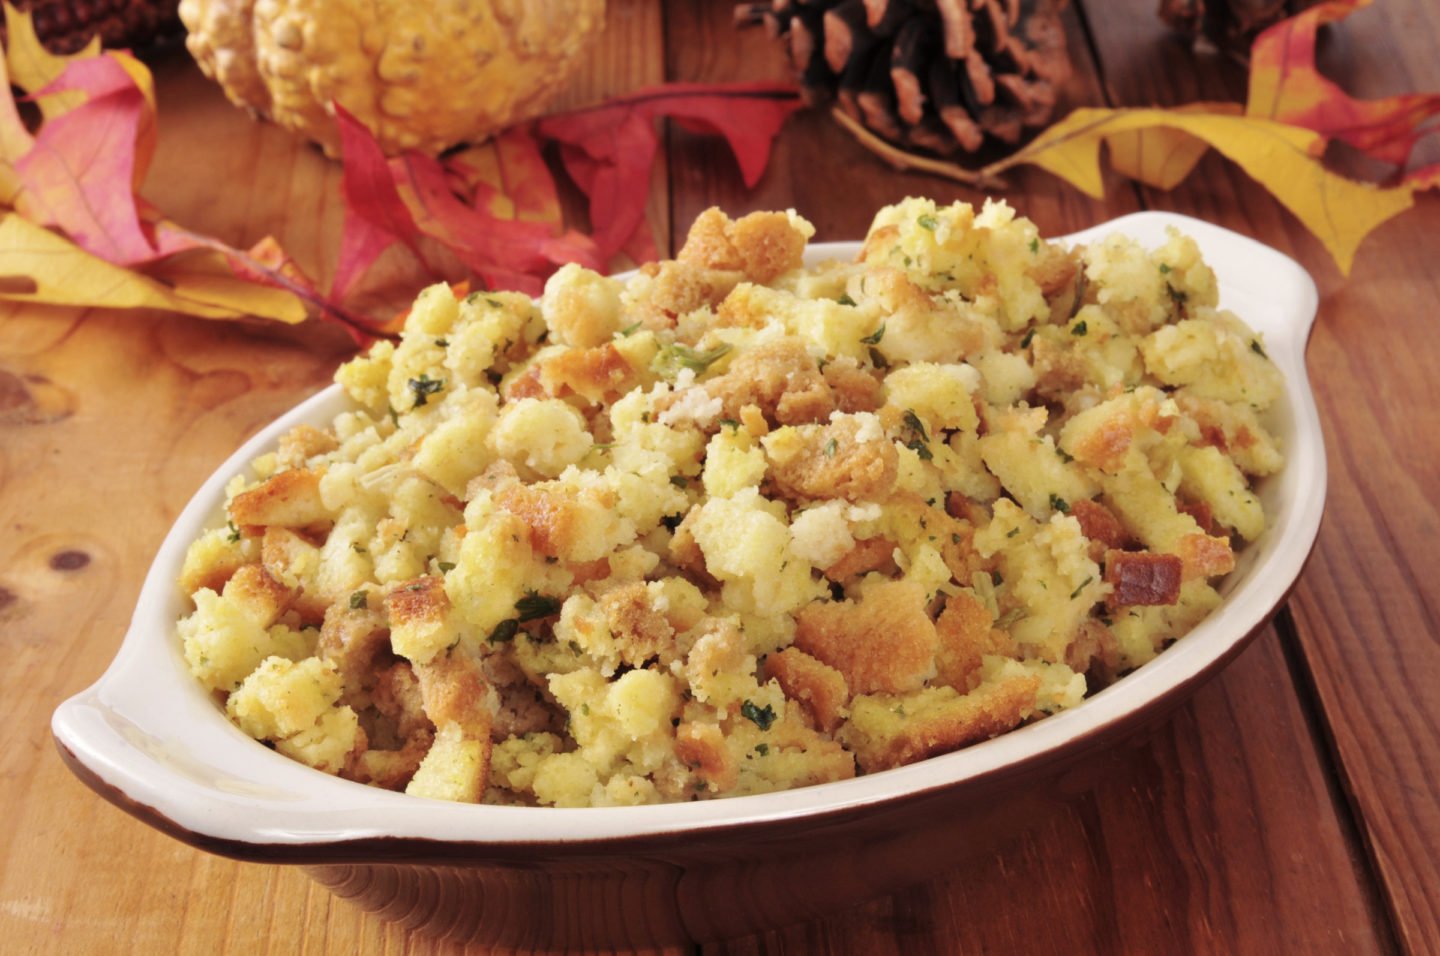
177, 198, 1284, 806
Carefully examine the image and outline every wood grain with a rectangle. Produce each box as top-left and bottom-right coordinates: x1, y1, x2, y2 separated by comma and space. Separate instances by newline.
1078, 1, 1440, 950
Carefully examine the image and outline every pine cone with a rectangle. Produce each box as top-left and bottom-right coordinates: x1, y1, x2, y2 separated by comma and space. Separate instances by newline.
2, 0, 183, 56
736, 0, 1073, 157
1158, 0, 1322, 57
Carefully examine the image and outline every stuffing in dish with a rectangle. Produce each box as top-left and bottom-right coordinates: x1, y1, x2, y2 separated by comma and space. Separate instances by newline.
176, 197, 1284, 806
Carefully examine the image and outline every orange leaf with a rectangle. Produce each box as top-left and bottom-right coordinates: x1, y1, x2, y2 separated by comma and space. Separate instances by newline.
991, 107, 1414, 273
447, 128, 564, 227
1106, 102, 1243, 190
1248, 0, 1440, 169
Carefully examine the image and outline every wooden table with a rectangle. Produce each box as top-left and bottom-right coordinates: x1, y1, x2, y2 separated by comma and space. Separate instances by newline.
4, 1, 1437, 952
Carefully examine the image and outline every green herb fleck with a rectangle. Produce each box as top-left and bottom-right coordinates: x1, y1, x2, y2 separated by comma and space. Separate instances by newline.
740, 699, 776, 731
619, 320, 643, 337
995, 607, 1027, 629
349, 590, 369, 610
1020, 328, 1036, 349
754, 743, 770, 756
951, 533, 962, 544
437, 561, 456, 573
568, 640, 583, 655
1049, 493, 1070, 514
837, 293, 857, 307
592, 441, 617, 451
652, 342, 732, 379
407, 374, 445, 408
435, 338, 449, 348
351, 543, 366, 553
515, 591, 562, 622
868, 346, 889, 369
488, 619, 519, 644
1071, 320, 1088, 336
719, 418, 740, 431
903, 409, 930, 442
1007, 527, 1020, 538
824, 438, 838, 458
485, 297, 503, 308
1166, 284, 1188, 306
917, 213, 939, 231
991, 570, 1004, 586
1158, 263, 1172, 274
580, 703, 590, 716
1029, 237, 1040, 254
387, 404, 400, 427
1070, 576, 1094, 600
226, 521, 241, 543
861, 323, 886, 345
670, 475, 689, 488
1250, 339, 1268, 358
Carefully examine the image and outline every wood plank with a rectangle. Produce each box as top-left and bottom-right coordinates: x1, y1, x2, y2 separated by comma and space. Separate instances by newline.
712, 633, 1392, 955
1077, 1, 1440, 950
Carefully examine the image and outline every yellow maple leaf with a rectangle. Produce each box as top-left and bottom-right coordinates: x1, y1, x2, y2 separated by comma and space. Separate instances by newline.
0, 213, 304, 322
998, 106, 1414, 274
1105, 103, 1243, 190
1, 2, 99, 117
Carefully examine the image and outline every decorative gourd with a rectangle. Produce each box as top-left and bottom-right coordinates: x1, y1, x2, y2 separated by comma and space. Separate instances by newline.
178, 0, 607, 156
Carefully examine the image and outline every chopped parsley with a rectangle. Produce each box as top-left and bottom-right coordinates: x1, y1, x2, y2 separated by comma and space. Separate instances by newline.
487, 619, 519, 644
995, 607, 1027, 629
618, 320, 643, 337
902, 409, 934, 461
437, 561, 456, 573
1056, 447, 1075, 463
1006, 527, 1020, 538
1166, 284, 1188, 306
823, 437, 838, 458
670, 475, 689, 488
434, 337, 449, 348
407, 374, 445, 408
1049, 493, 1070, 514
740, 699, 776, 731
1250, 339, 1268, 358
1029, 237, 1040, 254
226, 521, 241, 543
861, 323, 887, 345
515, 591, 562, 622
719, 418, 740, 431
349, 590, 369, 610
868, 346, 889, 369
837, 293, 857, 307
917, 213, 939, 231
1070, 576, 1094, 600
1158, 263, 1172, 274
1020, 328, 1036, 349
652, 342, 732, 379
1071, 320, 1088, 336
754, 743, 770, 756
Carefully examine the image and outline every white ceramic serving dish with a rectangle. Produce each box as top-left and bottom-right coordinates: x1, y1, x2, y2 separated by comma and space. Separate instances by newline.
52, 212, 1325, 948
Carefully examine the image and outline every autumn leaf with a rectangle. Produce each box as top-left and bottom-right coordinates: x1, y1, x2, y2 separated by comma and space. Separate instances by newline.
333, 82, 803, 301
0, 212, 293, 320
1248, 0, 1440, 170
13, 54, 157, 264
1, 1, 97, 115
1105, 102, 1243, 190
330, 103, 427, 302
537, 83, 804, 264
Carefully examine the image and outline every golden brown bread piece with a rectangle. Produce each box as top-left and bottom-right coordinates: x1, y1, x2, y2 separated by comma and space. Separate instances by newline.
228, 468, 330, 530
934, 592, 1015, 692
794, 580, 938, 695
765, 647, 851, 733
767, 417, 899, 503
678, 207, 807, 283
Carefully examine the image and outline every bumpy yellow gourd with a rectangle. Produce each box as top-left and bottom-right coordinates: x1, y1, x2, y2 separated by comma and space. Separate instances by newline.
179, 0, 607, 156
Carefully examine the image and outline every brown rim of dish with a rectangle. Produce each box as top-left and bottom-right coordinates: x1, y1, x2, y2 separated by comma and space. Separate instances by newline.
51, 549, 1312, 867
